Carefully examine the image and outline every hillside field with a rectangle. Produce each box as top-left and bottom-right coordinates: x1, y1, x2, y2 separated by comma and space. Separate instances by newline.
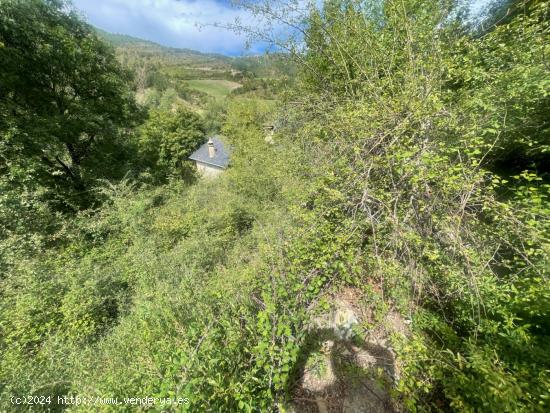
186, 79, 242, 100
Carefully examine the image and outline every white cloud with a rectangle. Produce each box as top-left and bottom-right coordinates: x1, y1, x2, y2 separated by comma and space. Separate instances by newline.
72, 0, 262, 54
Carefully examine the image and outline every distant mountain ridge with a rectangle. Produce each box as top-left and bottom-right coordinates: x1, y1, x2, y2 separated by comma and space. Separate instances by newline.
94, 27, 230, 60
94, 28, 296, 80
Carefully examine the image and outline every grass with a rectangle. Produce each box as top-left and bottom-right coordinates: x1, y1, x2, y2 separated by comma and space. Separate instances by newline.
186, 79, 242, 100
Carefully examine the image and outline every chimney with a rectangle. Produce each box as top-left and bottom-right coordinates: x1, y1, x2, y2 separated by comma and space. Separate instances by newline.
207, 138, 216, 158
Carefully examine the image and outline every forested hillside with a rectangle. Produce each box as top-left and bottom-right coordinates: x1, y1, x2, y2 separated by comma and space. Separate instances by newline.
95, 28, 293, 111
0, 0, 548, 412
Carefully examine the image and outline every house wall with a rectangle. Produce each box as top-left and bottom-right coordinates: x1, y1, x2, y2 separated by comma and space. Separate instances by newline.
196, 161, 225, 177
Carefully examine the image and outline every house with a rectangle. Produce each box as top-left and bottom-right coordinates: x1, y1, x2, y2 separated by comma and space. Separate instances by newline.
189, 135, 230, 177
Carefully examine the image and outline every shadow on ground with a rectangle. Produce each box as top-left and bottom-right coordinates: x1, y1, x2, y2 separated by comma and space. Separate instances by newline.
285, 318, 402, 412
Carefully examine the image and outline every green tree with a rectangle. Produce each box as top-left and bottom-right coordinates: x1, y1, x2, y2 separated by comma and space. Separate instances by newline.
138, 108, 205, 181
0, 0, 139, 210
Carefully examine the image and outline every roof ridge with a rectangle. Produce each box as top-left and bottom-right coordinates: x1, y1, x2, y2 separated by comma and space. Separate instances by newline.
189, 136, 230, 169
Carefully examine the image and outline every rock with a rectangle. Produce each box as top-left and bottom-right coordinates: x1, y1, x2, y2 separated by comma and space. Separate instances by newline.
331, 303, 358, 340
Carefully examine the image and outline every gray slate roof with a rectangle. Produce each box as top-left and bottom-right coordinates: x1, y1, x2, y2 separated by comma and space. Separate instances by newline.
189, 136, 230, 169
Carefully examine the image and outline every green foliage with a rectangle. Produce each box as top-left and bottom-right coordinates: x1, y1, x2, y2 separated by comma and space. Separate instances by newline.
229, 77, 288, 100
1, 1, 548, 412
146, 69, 171, 92
230, 54, 298, 79
202, 99, 228, 134
289, 0, 550, 411
137, 108, 205, 181
447, 0, 549, 172
0, 0, 140, 206
0, 98, 310, 411
0, 0, 141, 278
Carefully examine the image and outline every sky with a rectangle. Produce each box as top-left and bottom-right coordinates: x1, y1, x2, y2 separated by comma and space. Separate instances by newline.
72, 0, 262, 55
72, 0, 493, 56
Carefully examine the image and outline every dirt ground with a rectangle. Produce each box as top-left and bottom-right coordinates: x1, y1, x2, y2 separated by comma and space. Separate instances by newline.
286, 288, 409, 413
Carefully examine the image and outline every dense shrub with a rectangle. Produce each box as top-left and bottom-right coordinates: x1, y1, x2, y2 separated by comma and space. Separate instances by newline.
0, 99, 309, 411
281, 0, 550, 410
1, 1, 548, 412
